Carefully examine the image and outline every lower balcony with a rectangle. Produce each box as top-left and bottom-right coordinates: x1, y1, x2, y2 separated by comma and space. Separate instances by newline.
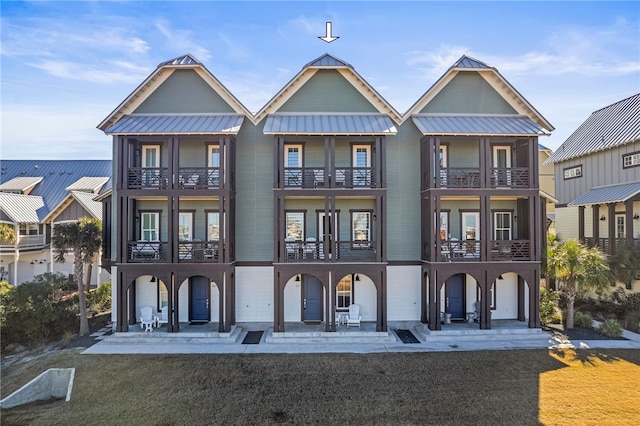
282, 239, 377, 262
584, 237, 640, 254
436, 239, 531, 261
127, 240, 222, 263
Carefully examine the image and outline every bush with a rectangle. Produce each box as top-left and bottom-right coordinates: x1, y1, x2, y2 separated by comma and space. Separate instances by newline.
599, 319, 623, 338
540, 287, 560, 326
623, 309, 640, 334
623, 292, 640, 311
573, 311, 593, 328
86, 281, 111, 313
0, 273, 78, 349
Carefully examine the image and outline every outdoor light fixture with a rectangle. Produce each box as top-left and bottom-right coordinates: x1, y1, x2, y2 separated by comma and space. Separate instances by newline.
634, 214, 639, 220
30, 260, 35, 264
498, 274, 504, 280
355, 273, 360, 281
295, 274, 300, 282
150, 276, 156, 283
600, 215, 606, 221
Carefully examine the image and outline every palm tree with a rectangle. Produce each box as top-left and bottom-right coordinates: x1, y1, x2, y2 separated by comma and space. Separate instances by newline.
51, 217, 102, 336
610, 241, 640, 290
548, 239, 611, 329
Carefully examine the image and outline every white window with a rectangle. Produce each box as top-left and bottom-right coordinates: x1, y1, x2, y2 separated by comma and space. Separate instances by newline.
285, 145, 302, 167
563, 165, 582, 180
19, 223, 39, 236
462, 211, 480, 255
352, 145, 371, 186
438, 211, 449, 240
494, 212, 512, 240
286, 212, 305, 240
142, 145, 160, 168
141, 212, 159, 241
207, 212, 220, 240
623, 152, 640, 168
352, 211, 371, 246
178, 212, 193, 241
616, 215, 625, 239
158, 281, 168, 309
336, 275, 352, 311
493, 146, 511, 186
208, 145, 220, 168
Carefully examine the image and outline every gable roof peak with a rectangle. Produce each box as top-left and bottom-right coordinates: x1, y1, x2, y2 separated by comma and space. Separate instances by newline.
304, 53, 353, 69
452, 55, 491, 69
158, 54, 201, 68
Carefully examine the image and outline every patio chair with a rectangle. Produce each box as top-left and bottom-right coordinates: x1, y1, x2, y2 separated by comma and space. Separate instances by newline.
155, 306, 168, 327
346, 304, 361, 327
473, 301, 481, 322
139, 306, 155, 332
303, 237, 316, 259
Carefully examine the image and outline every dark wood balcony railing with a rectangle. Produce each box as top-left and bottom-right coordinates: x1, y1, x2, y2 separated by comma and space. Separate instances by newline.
584, 237, 640, 254
283, 167, 375, 189
128, 167, 170, 189
489, 167, 529, 188
283, 239, 377, 262
178, 167, 220, 189
439, 168, 481, 188
178, 240, 220, 262
128, 241, 167, 263
435, 239, 531, 261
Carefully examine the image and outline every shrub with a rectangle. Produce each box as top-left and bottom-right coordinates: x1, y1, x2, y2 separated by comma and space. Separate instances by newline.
623, 309, 640, 334
540, 287, 560, 326
599, 318, 623, 338
573, 311, 593, 328
0, 273, 78, 349
86, 281, 111, 313
623, 292, 640, 311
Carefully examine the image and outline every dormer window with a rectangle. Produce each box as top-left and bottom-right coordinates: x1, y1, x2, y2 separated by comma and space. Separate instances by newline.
623, 152, 640, 168
563, 165, 582, 180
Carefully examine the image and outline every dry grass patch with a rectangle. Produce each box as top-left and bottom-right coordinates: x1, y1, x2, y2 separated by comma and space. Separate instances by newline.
2, 348, 639, 425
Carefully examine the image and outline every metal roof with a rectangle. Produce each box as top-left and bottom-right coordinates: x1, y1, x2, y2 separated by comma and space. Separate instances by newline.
66, 177, 110, 193
452, 55, 491, 69
0, 176, 43, 193
568, 181, 640, 206
0, 160, 112, 222
263, 114, 397, 135
157, 54, 201, 67
70, 191, 103, 220
304, 53, 352, 69
0, 193, 44, 223
411, 114, 548, 136
105, 114, 244, 135
547, 93, 640, 164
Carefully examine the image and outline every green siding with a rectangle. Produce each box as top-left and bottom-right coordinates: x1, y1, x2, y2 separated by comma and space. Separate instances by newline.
177, 200, 221, 240
421, 73, 517, 114
385, 124, 422, 261
278, 70, 378, 113
235, 122, 274, 261
134, 69, 235, 114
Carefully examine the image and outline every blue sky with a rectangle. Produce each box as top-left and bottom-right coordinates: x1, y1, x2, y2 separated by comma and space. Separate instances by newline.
1, 1, 639, 160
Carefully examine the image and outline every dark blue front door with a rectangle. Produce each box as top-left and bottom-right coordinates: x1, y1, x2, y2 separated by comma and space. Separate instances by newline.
190, 277, 209, 323
446, 274, 465, 320
303, 276, 322, 322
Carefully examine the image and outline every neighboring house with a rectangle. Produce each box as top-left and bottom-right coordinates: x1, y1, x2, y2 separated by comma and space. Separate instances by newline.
546, 94, 640, 273
0, 160, 112, 286
538, 144, 557, 233
98, 54, 553, 334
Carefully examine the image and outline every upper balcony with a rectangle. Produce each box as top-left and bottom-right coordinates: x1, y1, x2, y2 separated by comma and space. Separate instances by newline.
279, 238, 379, 263
127, 167, 221, 190
283, 166, 375, 189
0, 234, 47, 252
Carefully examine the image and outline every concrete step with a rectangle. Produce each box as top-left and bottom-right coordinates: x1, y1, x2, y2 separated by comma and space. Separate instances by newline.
413, 325, 546, 342
264, 328, 397, 344
103, 325, 243, 344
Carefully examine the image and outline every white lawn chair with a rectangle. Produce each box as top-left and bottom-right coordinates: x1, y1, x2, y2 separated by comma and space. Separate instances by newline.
346, 304, 361, 327
139, 306, 155, 332
155, 306, 168, 327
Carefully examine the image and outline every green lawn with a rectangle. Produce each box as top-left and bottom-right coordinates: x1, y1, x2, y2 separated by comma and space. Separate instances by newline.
2, 348, 639, 425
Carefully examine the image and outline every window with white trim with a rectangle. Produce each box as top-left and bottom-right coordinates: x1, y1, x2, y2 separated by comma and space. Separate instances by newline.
19, 223, 39, 236
623, 152, 640, 168
207, 212, 220, 240
352, 145, 371, 186
140, 212, 159, 241
336, 275, 352, 311
286, 212, 305, 240
616, 215, 625, 239
178, 212, 193, 241
352, 211, 371, 246
494, 212, 512, 240
563, 165, 582, 180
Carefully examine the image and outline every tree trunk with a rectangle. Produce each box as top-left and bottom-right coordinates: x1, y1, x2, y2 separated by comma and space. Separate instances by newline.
566, 296, 575, 329
85, 263, 93, 292
75, 258, 90, 336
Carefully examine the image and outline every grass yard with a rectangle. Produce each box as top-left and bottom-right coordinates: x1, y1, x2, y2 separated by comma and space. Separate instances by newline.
2, 348, 639, 425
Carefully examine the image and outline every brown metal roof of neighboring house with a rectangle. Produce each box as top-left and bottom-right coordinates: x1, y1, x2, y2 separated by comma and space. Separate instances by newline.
105, 114, 245, 135
0, 192, 44, 223
263, 113, 397, 135
546, 93, 640, 164
568, 181, 640, 206
0, 176, 43, 194
411, 114, 548, 136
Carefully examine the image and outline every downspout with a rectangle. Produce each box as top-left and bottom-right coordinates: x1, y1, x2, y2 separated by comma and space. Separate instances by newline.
13, 223, 19, 285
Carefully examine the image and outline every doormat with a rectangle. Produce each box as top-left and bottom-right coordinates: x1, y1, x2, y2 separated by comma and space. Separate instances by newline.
395, 329, 420, 344
242, 331, 264, 344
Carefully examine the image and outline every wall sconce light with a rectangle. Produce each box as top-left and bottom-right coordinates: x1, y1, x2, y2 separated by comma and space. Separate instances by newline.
354, 273, 360, 281
600, 215, 606, 221
372, 214, 377, 221
295, 274, 300, 282
634, 214, 639, 220
150, 276, 156, 283
30, 260, 35, 264
498, 274, 504, 280
513, 216, 518, 222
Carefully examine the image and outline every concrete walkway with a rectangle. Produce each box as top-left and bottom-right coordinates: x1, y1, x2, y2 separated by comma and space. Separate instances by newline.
83, 321, 640, 355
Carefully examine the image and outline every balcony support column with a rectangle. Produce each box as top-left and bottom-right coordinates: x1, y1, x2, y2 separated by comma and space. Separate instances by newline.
528, 268, 541, 328
578, 206, 585, 242
427, 268, 440, 331
608, 203, 616, 255
625, 200, 635, 246
592, 204, 600, 247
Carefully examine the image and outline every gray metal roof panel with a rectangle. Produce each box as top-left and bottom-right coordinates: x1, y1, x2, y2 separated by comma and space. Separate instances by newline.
411, 114, 547, 136
158, 54, 201, 67
0, 176, 43, 192
263, 114, 397, 135
65, 176, 109, 193
0, 160, 112, 221
304, 53, 352, 69
547, 93, 640, 164
453, 55, 491, 69
105, 114, 244, 135
70, 191, 103, 220
568, 181, 640, 206
0, 193, 44, 223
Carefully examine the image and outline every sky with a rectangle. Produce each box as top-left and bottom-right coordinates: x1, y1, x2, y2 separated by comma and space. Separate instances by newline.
1, 1, 639, 160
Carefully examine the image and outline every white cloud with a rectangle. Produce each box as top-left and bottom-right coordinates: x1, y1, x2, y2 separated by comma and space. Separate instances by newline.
27, 59, 149, 84
154, 19, 211, 62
